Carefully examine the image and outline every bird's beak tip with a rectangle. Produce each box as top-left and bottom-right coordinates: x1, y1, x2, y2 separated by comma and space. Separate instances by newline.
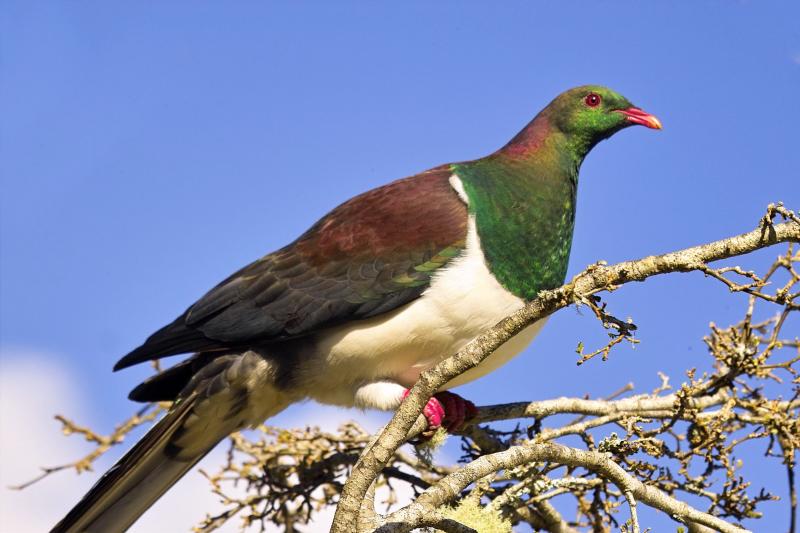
617, 107, 663, 130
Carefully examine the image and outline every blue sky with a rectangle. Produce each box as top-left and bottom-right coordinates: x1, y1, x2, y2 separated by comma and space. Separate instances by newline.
1, 2, 798, 531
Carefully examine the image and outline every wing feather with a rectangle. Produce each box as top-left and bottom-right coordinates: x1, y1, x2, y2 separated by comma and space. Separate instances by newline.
115, 166, 467, 370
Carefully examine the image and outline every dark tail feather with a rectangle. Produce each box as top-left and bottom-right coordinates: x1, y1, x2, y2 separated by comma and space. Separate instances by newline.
52, 350, 285, 533
49, 395, 219, 533
127, 353, 217, 403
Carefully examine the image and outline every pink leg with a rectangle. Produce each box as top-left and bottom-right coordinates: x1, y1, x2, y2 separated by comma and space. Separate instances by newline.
402, 389, 477, 434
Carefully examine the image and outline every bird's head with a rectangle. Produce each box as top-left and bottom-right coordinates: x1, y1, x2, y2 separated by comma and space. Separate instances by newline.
500, 85, 661, 161
545, 85, 661, 153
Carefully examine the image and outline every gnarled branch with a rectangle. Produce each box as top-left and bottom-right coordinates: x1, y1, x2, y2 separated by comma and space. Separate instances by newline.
332, 206, 799, 532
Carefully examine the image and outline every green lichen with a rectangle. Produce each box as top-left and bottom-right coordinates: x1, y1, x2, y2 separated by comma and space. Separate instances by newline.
440, 499, 512, 533
415, 426, 448, 465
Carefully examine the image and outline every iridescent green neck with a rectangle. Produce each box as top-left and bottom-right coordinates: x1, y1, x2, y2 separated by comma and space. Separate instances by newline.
453, 120, 583, 301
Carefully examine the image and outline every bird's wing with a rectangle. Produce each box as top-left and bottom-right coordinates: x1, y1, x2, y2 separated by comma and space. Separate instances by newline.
115, 166, 467, 370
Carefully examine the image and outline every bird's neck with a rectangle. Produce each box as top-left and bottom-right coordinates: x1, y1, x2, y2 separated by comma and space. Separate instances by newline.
452, 118, 581, 301
500, 112, 591, 171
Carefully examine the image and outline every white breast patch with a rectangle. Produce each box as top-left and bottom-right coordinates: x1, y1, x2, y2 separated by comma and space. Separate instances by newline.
305, 174, 546, 405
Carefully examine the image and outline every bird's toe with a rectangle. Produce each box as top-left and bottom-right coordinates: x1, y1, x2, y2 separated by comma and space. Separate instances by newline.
435, 391, 477, 432
422, 396, 445, 430
402, 389, 477, 436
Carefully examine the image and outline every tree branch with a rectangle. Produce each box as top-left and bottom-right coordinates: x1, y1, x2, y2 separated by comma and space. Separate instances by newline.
332, 212, 799, 532
379, 442, 749, 533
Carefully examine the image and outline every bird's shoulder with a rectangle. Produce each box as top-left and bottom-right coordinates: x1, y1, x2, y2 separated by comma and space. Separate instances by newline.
292, 164, 469, 263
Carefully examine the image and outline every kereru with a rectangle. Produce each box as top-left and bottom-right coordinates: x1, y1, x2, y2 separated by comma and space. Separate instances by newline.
52, 85, 661, 532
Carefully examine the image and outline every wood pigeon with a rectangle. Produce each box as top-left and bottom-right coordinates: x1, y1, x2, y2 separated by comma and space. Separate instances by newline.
52, 85, 661, 532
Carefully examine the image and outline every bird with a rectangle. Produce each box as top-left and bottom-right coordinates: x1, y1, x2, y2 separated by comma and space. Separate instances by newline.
52, 85, 661, 532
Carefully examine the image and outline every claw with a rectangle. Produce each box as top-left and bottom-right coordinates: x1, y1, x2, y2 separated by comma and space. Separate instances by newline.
434, 391, 477, 431
402, 389, 477, 435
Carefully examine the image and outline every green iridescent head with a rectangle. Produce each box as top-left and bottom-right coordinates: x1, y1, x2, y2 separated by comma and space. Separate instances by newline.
545, 85, 662, 154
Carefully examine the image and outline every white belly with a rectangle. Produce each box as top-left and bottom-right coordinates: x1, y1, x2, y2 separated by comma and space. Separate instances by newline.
314, 191, 545, 396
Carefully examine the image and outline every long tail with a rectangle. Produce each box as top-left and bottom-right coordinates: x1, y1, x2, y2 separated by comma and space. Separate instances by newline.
51, 351, 285, 533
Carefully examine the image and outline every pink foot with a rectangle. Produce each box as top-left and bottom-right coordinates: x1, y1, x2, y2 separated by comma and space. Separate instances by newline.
434, 391, 478, 432
402, 390, 477, 434
402, 389, 445, 431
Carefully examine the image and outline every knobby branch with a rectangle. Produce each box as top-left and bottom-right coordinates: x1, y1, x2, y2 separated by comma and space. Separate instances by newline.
331, 204, 800, 533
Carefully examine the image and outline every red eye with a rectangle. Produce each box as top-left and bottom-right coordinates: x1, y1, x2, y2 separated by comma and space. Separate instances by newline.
585, 93, 601, 107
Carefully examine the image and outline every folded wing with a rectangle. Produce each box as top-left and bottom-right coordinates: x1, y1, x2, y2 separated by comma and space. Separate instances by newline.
115, 166, 467, 370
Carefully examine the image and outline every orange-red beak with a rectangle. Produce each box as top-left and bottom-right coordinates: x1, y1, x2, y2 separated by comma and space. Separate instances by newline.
616, 107, 663, 130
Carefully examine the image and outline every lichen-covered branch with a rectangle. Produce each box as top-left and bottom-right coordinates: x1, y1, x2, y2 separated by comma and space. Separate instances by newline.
22, 204, 799, 532
377, 442, 746, 533
332, 204, 799, 532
